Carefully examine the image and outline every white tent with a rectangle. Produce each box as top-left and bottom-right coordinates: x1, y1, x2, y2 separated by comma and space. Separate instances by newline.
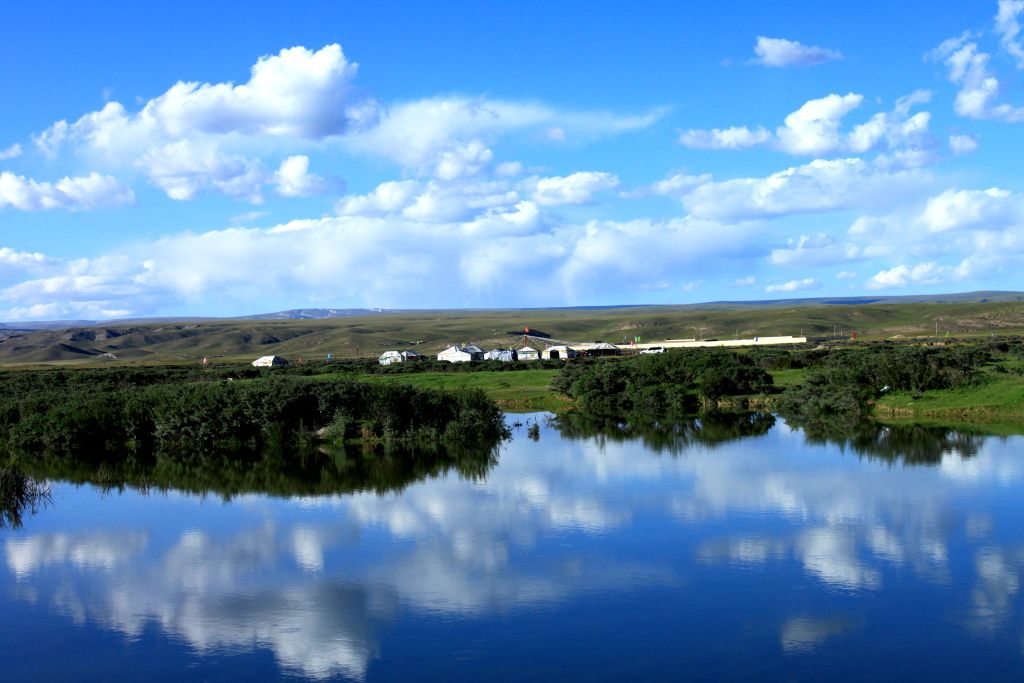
517, 346, 540, 361
484, 349, 518, 362
379, 350, 426, 365
252, 355, 288, 367
437, 345, 484, 363
542, 345, 577, 360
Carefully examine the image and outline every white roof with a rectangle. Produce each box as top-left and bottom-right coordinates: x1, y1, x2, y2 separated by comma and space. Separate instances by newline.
589, 342, 619, 350
517, 346, 537, 352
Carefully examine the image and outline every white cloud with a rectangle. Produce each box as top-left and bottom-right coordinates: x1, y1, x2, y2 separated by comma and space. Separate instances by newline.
531, 172, 619, 206
274, 155, 328, 197
139, 141, 266, 202
38, 45, 373, 156
765, 278, 820, 293
347, 96, 660, 178
753, 36, 842, 68
734, 276, 757, 286
918, 187, 1017, 232
0, 210, 763, 320
0, 171, 134, 211
679, 92, 933, 161
335, 180, 423, 217
776, 93, 866, 155
836, 270, 858, 280
996, 0, 1024, 67
929, 35, 1024, 122
948, 134, 979, 154
866, 262, 961, 289
0, 247, 51, 274
770, 233, 859, 267
682, 157, 931, 221
631, 173, 712, 198
0, 143, 21, 161
678, 126, 771, 150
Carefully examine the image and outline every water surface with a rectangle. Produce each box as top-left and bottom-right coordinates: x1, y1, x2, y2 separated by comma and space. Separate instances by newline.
3, 414, 1024, 681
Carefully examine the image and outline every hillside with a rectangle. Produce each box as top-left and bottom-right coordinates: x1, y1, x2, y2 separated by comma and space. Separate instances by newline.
2, 296, 1024, 366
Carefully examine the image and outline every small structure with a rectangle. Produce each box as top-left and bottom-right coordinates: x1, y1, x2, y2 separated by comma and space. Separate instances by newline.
517, 346, 540, 361
437, 344, 485, 363
543, 345, 577, 360
252, 355, 288, 367
379, 350, 426, 365
584, 342, 621, 357
484, 348, 518, 362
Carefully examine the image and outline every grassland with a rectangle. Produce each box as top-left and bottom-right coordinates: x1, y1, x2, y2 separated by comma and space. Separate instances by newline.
3, 298, 1024, 366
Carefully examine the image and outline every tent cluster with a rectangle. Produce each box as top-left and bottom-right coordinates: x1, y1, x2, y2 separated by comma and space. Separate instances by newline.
435, 344, 541, 363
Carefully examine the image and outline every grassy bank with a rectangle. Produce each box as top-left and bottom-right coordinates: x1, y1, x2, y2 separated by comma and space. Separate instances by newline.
875, 371, 1024, 423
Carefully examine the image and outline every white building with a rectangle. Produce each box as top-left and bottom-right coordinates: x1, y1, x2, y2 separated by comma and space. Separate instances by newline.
437, 345, 485, 363
542, 345, 577, 360
379, 350, 425, 365
252, 355, 288, 367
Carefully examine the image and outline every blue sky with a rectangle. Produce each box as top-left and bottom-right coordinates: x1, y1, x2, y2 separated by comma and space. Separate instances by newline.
2, 1, 1024, 320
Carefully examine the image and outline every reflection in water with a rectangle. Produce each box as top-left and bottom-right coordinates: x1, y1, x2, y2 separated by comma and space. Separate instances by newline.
3, 415, 1024, 680
0, 467, 51, 529
10, 440, 500, 500
780, 615, 858, 653
554, 410, 776, 453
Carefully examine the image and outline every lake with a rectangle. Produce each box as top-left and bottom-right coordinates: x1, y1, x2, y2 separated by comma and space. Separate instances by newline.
3, 413, 1024, 681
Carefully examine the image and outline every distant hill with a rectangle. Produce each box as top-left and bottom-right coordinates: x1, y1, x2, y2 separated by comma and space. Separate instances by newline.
237, 308, 387, 320
695, 291, 1024, 308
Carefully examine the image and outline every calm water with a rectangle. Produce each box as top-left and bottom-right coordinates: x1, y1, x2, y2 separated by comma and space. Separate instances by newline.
3, 414, 1024, 681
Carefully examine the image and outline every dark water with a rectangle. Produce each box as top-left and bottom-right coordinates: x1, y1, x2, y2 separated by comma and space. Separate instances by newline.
3, 414, 1024, 681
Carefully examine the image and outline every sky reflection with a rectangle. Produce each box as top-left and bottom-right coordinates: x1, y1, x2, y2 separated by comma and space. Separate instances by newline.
3, 417, 1024, 680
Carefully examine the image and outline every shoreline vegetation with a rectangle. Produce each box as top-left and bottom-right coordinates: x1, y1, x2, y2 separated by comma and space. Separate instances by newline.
1, 337, 1022, 508
0, 338, 1021, 524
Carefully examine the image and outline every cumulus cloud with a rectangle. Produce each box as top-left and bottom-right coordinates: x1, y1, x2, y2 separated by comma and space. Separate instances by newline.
948, 134, 979, 154
682, 157, 931, 221
765, 278, 820, 293
139, 141, 266, 202
918, 187, 1018, 232
928, 33, 1024, 122
752, 36, 843, 68
995, 0, 1024, 67
37, 45, 373, 156
30, 43, 662, 200
274, 155, 329, 197
346, 96, 661, 178
679, 92, 934, 162
844, 184, 1024, 289
0, 171, 134, 211
0, 143, 21, 161
866, 262, 961, 289
836, 270, 858, 280
531, 172, 619, 206
677, 126, 771, 150
0, 208, 764, 320
627, 173, 712, 199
